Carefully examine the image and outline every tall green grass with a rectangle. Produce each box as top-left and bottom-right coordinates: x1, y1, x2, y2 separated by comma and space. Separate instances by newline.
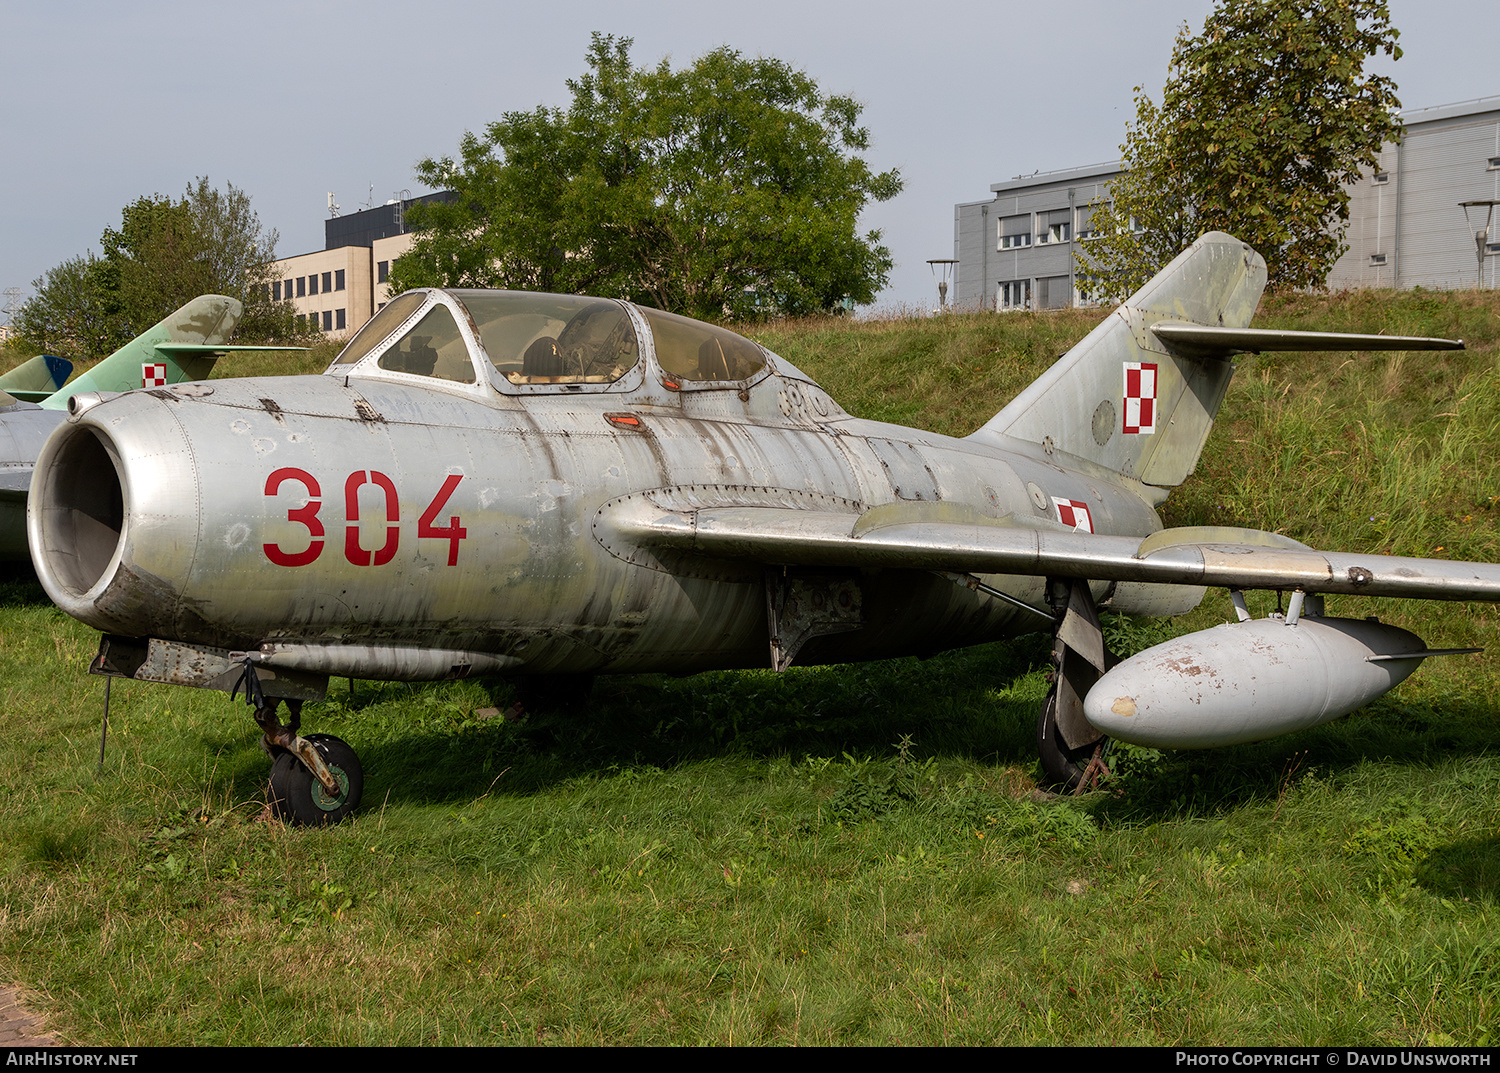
2, 289, 1498, 1045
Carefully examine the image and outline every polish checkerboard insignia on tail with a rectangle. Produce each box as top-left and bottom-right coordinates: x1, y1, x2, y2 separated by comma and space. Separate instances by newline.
1122, 361, 1156, 434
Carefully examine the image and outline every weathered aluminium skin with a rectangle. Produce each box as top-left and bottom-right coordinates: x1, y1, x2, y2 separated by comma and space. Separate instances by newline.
24, 233, 1486, 807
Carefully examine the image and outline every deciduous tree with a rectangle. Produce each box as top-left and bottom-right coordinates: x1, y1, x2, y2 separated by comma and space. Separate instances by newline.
1077, 0, 1403, 300
391, 34, 902, 320
16, 179, 294, 356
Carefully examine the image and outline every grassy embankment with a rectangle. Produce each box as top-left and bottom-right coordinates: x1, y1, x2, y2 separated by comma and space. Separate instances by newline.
1, 289, 1498, 1045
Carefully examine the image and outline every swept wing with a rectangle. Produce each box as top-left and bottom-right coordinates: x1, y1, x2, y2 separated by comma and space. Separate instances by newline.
599, 495, 1500, 603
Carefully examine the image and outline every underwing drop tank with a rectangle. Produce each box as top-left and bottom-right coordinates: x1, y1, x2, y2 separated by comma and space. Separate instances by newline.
1082, 614, 1441, 749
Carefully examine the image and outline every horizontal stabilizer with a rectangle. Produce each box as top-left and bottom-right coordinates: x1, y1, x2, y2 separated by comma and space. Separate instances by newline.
1151, 323, 1465, 360
153, 344, 310, 356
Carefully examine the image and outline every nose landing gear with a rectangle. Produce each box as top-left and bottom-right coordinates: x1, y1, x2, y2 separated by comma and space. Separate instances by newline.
244, 675, 364, 826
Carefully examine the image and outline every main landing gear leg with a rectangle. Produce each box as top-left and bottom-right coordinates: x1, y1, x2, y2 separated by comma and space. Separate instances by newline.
246, 685, 364, 827
1037, 578, 1116, 794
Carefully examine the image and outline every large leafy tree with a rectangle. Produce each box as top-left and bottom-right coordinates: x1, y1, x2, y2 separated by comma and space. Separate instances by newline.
1077, 0, 1403, 300
16, 178, 294, 356
391, 34, 903, 320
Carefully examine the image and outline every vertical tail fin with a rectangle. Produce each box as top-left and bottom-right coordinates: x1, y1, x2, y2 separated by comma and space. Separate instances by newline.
38, 295, 243, 410
972, 231, 1266, 488
0, 354, 73, 402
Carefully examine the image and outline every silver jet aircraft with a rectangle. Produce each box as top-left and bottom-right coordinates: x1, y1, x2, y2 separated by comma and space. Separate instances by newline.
28, 232, 1492, 824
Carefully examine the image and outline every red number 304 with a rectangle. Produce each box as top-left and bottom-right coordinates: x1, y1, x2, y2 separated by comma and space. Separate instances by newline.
263, 468, 465, 568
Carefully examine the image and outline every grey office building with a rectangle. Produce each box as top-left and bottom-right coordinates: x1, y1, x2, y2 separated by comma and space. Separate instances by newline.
953, 96, 1500, 310
1327, 96, 1500, 291
953, 161, 1117, 312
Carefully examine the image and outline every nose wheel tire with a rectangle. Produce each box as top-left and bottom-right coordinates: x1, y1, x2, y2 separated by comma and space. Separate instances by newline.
268, 733, 364, 826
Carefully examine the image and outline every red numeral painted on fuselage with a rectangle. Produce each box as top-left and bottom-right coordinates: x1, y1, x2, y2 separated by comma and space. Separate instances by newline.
345, 471, 400, 566
263, 468, 325, 567
417, 473, 467, 567
263, 469, 465, 567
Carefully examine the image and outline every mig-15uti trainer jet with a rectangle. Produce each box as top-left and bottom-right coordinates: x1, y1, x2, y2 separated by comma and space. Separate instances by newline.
28, 232, 1491, 824
2, 295, 304, 560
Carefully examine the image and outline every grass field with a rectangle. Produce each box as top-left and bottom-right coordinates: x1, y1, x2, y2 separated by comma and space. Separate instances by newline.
1, 289, 1498, 1045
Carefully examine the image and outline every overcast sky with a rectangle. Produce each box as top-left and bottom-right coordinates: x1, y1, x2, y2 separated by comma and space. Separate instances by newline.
2, 0, 1494, 318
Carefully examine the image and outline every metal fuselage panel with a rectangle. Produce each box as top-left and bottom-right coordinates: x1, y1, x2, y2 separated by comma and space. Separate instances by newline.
33, 368, 1166, 677
0, 405, 65, 559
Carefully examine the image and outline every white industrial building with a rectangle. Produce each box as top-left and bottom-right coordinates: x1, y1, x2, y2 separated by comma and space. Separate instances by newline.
953, 96, 1500, 311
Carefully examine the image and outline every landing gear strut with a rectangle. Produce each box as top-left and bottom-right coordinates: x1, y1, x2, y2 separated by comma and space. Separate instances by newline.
1038, 578, 1116, 793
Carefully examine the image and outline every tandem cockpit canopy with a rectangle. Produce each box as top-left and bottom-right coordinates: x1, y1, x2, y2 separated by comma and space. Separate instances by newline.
328, 289, 769, 391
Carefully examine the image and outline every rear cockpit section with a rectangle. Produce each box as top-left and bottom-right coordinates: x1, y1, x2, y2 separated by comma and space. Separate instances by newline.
638, 307, 767, 386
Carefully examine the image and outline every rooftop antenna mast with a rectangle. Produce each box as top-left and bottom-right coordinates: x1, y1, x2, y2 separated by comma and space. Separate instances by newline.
1459, 199, 1499, 288
327, 191, 341, 218
927, 259, 958, 312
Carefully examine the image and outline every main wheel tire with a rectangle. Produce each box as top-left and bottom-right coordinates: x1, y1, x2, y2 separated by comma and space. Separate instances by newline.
1036, 685, 1103, 793
268, 734, 364, 827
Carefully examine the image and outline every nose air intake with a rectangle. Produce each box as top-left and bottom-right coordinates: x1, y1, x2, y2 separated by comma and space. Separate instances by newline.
30, 423, 128, 599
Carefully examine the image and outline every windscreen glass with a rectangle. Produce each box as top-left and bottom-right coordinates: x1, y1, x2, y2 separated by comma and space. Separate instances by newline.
331, 291, 427, 367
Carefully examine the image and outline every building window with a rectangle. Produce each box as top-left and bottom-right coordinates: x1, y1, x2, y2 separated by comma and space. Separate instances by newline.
1076, 204, 1097, 240
377, 260, 389, 283
1373, 171, 1389, 184
1487, 242, 1500, 255
310, 274, 320, 296
336, 308, 347, 330
1370, 253, 1387, 266
273, 280, 282, 301
322, 271, 333, 293
335, 269, 346, 291
1037, 275, 1072, 309
1038, 209, 1071, 244
998, 279, 1030, 311
296, 277, 306, 298
1488, 157, 1500, 171
296, 313, 306, 325
998, 214, 1031, 250
322, 310, 333, 332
